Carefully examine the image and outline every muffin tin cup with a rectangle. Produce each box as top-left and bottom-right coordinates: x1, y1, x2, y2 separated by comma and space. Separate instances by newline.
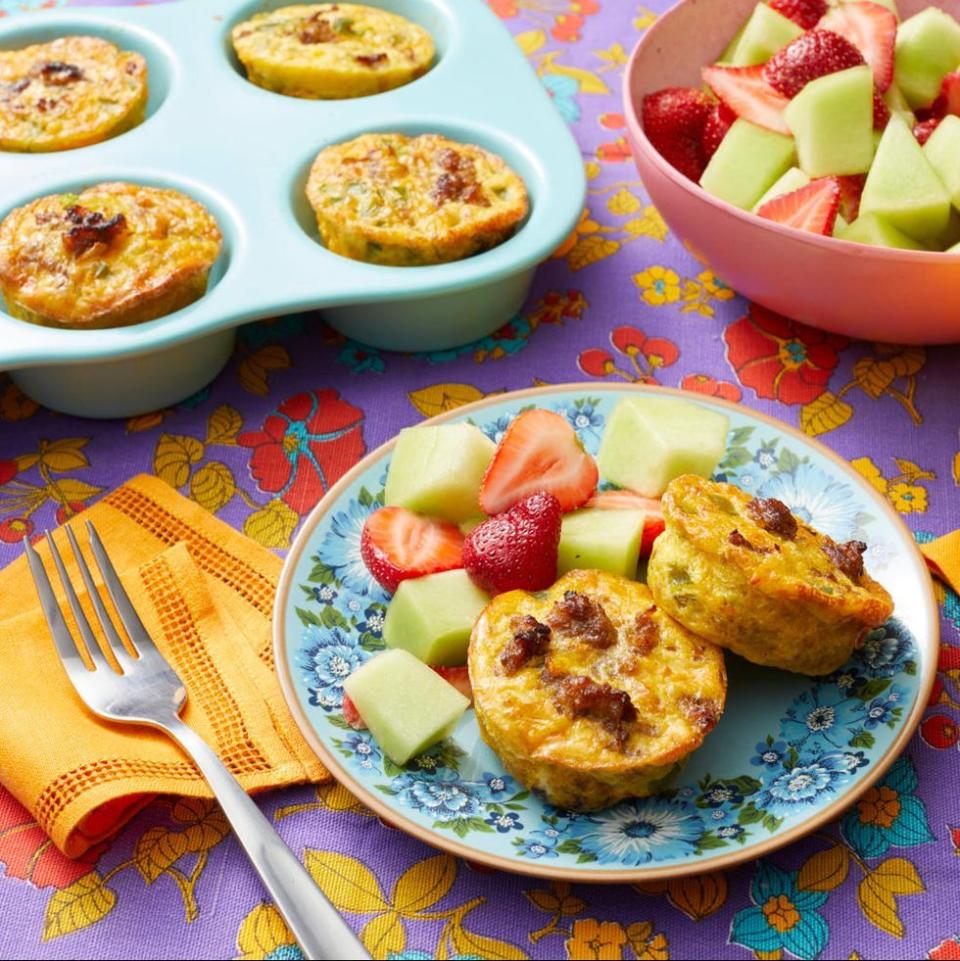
0, 0, 584, 418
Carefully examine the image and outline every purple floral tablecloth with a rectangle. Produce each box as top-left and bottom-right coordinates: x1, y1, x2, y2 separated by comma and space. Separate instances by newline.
1, 1, 958, 959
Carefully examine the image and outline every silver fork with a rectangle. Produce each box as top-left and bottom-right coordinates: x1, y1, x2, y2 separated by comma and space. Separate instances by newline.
24, 522, 370, 961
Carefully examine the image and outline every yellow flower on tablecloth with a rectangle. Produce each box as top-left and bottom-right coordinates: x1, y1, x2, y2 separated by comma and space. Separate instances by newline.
633, 266, 681, 306
697, 270, 734, 301
626, 920, 670, 960
889, 481, 927, 514
565, 918, 628, 959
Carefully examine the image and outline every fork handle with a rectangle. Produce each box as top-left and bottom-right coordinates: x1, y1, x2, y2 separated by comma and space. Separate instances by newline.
162, 716, 371, 961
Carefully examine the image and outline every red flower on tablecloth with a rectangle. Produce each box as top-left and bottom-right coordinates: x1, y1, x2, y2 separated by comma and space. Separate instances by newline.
598, 112, 626, 130
930, 937, 960, 960
597, 137, 632, 163
0, 460, 16, 486
0, 516, 32, 543
681, 373, 742, 403
0, 788, 99, 889
921, 714, 958, 750
723, 305, 850, 405
552, 12, 585, 41
950, 825, 960, 855
578, 326, 680, 384
238, 390, 365, 515
487, 0, 518, 18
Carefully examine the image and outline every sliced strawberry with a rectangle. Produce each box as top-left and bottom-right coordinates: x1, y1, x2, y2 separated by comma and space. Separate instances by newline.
702, 102, 736, 160
914, 117, 942, 145
702, 64, 791, 135
586, 489, 665, 556
930, 71, 960, 119
464, 490, 562, 594
641, 86, 713, 181
836, 174, 866, 221
433, 665, 473, 702
769, 0, 827, 30
479, 409, 598, 516
361, 506, 464, 594
873, 89, 890, 130
763, 29, 865, 99
342, 692, 367, 730
756, 177, 841, 236
818, 1, 896, 91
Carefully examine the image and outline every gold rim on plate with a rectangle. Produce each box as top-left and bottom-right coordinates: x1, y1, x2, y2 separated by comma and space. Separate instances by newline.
273, 383, 940, 883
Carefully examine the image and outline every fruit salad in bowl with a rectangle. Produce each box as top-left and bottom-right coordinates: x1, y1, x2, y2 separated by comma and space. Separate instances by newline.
622, 0, 960, 343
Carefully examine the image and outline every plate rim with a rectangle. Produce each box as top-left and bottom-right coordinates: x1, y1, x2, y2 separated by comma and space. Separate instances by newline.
273, 382, 940, 883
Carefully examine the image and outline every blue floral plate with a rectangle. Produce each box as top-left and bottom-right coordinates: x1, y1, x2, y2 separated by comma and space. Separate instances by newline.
274, 384, 938, 881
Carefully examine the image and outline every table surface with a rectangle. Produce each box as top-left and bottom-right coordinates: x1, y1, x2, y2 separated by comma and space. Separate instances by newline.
1, 1, 958, 959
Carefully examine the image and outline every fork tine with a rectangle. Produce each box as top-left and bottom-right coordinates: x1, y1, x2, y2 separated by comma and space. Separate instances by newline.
45, 530, 113, 673
23, 536, 90, 677
85, 521, 160, 660
64, 525, 135, 671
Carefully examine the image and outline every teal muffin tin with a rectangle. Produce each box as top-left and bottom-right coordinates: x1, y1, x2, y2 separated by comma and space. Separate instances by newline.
0, 0, 585, 418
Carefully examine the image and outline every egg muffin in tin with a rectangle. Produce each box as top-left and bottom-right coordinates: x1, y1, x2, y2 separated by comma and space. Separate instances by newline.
306, 132, 529, 266
469, 569, 727, 811
0, 36, 147, 153
0, 182, 222, 329
232, 3, 434, 99
647, 475, 895, 677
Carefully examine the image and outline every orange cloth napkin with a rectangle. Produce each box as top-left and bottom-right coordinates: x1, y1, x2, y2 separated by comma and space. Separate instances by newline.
0, 474, 328, 858
919, 530, 960, 597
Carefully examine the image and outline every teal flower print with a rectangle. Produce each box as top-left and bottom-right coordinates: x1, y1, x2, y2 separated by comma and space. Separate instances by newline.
542, 73, 581, 123
730, 861, 828, 960
841, 756, 934, 858
755, 751, 852, 818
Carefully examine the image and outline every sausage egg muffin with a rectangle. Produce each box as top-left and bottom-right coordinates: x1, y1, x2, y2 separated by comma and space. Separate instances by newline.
231, 3, 434, 99
469, 569, 727, 811
0, 182, 222, 329
647, 475, 895, 676
306, 132, 529, 266
0, 36, 147, 153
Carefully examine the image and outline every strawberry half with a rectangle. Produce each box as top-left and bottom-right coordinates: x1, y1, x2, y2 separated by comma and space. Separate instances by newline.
873, 89, 890, 130
464, 490, 562, 594
836, 174, 866, 221
756, 177, 841, 235
818, 1, 896, 91
702, 102, 736, 160
702, 64, 791, 135
914, 117, 941, 145
930, 71, 960, 119
763, 29, 865, 98
641, 86, 713, 181
586, 489, 666, 556
342, 692, 367, 730
479, 408, 598, 516
361, 506, 464, 594
769, 0, 827, 29
433, 666, 473, 702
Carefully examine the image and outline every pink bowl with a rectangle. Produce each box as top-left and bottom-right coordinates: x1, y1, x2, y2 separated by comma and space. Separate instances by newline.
623, 0, 960, 344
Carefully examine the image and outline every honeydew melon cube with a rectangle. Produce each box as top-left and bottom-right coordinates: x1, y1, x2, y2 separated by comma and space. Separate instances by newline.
728, 3, 804, 66
700, 120, 796, 210
717, 22, 747, 65
752, 167, 811, 212
860, 114, 951, 240
383, 569, 489, 666
882, 83, 915, 125
784, 65, 875, 177
837, 213, 925, 249
894, 8, 960, 108
343, 649, 469, 766
598, 397, 730, 498
558, 509, 647, 578
924, 115, 960, 210
384, 423, 495, 523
